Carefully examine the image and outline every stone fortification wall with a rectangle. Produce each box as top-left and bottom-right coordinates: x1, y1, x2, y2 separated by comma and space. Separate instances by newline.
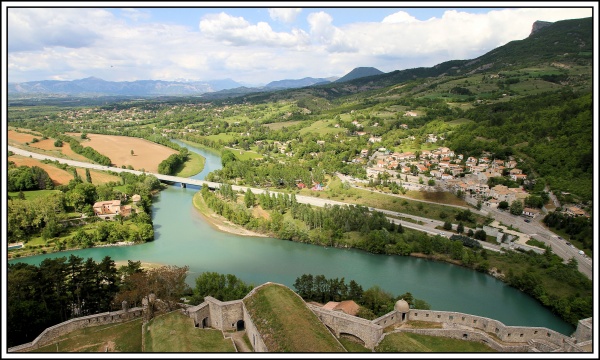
308, 304, 383, 349
409, 310, 569, 348
8, 307, 143, 352
205, 297, 244, 331
372, 311, 402, 328
386, 328, 531, 352
186, 302, 211, 328
242, 305, 268, 352
572, 317, 592, 343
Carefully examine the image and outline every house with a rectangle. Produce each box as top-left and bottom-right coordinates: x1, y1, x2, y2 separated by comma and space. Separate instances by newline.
566, 206, 589, 218
523, 207, 541, 218
131, 194, 141, 204
510, 173, 528, 182
322, 300, 360, 316
93, 200, 133, 220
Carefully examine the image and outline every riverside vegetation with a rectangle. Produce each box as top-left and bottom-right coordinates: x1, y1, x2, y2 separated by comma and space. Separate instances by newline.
6, 16, 593, 347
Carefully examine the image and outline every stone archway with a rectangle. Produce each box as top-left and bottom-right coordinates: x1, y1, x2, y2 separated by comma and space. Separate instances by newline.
202, 317, 209, 328
236, 320, 245, 331
340, 332, 366, 347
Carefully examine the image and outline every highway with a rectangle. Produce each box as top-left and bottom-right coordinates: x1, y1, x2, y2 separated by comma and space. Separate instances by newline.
8, 145, 592, 279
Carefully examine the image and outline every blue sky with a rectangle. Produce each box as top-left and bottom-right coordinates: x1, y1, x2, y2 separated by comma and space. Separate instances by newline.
4, 2, 596, 85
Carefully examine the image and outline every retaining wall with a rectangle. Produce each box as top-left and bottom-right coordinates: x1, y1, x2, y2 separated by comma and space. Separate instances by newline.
408, 310, 569, 348
309, 304, 383, 349
8, 307, 143, 352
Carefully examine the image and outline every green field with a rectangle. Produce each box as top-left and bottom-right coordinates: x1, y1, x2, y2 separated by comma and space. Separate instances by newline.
144, 311, 235, 352
376, 332, 496, 352
174, 151, 205, 178
32, 318, 143, 353
8, 189, 61, 200
299, 119, 346, 135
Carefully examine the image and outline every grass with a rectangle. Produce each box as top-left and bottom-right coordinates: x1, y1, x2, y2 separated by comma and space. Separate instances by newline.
144, 311, 235, 352
174, 151, 205, 178
31, 318, 143, 353
298, 119, 346, 135
338, 337, 371, 352
243, 283, 345, 352
321, 177, 483, 225
375, 332, 496, 352
8, 189, 61, 200
263, 120, 303, 130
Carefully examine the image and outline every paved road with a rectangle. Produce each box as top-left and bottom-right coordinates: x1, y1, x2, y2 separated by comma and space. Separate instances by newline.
464, 195, 592, 278
8, 145, 591, 278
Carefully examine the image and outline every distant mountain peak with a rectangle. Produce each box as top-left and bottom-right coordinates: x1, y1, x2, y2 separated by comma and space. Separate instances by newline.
335, 67, 384, 83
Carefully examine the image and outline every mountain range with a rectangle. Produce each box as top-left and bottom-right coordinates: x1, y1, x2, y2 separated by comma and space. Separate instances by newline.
7, 17, 592, 100
7, 69, 373, 98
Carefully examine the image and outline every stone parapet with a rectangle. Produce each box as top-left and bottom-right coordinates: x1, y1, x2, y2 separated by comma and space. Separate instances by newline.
8, 307, 143, 352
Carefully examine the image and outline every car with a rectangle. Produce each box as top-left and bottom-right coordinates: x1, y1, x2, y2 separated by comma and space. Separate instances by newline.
579, 250, 585, 255
524, 219, 531, 223
566, 242, 572, 246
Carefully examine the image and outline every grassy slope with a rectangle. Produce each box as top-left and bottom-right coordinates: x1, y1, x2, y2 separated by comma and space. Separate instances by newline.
144, 311, 235, 352
376, 332, 496, 352
243, 283, 345, 352
32, 318, 143, 353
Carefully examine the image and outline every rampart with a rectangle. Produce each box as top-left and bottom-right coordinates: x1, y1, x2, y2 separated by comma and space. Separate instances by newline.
9, 283, 593, 353
308, 304, 383, 349
408, 310, 572, 349
8, 306, 143, 352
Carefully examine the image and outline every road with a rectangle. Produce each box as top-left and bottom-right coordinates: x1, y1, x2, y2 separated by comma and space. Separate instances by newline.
464, 196, 592, 278
8, 145, 591, 279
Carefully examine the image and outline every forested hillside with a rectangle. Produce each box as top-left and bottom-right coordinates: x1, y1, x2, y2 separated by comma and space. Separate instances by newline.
447, 90, 593, 201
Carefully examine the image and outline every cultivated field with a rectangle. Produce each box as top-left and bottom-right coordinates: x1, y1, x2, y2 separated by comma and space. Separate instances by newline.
9, 155, 76, 186
71, 133, 178, 173
8, 129, 91, 162
9, 154, 120, 186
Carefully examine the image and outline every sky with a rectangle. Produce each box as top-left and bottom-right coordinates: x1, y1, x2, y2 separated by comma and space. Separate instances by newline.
2, 2, 597, 86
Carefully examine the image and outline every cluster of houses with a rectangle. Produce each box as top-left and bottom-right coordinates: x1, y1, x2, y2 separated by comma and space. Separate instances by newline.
92, 194, 140, 220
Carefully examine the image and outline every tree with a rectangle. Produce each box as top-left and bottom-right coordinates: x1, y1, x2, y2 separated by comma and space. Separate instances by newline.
85, 168, 92, 183
498, 201, 509, 210
131, 149, 134, 156
457, 222, 464, 234
54, 139, 63, 147
510, 200, 524, 216
443, 221, 452, 231
81, 133, 88, 139
244, 189, 256, 208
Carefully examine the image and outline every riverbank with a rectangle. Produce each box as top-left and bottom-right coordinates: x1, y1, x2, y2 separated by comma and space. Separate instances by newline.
191, 191, 269, 238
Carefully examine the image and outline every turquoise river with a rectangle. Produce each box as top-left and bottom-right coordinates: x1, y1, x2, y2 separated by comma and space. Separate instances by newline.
8, 140, 575, 335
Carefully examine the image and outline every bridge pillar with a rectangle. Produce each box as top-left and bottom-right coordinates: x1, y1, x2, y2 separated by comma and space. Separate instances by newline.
181, 183, 186, 188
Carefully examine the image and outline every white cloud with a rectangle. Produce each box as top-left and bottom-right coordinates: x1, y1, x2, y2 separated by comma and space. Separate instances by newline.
382, 11, 419, 24
307, 11, 357, 53
7, 8, 109, 51
6, 7, 594, 84
268, 8, 302, 23
120, 8, 151, 22
199, 12, 309, 48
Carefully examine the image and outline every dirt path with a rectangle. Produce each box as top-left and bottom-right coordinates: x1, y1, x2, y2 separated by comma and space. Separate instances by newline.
230, 331, 252, 352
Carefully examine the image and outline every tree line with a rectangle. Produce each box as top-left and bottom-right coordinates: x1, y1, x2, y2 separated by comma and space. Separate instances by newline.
293, 274, 430, 319
7, 257, 190, 348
